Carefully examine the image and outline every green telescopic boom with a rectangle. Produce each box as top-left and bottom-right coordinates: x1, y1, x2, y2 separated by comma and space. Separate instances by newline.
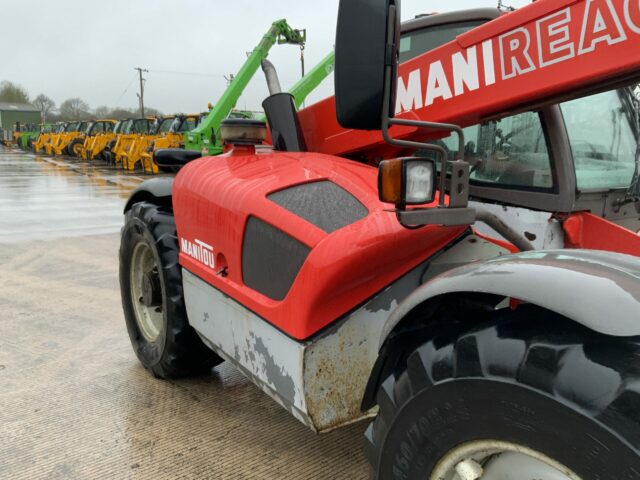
185, 19, 306, 155
288, 51, 335, 109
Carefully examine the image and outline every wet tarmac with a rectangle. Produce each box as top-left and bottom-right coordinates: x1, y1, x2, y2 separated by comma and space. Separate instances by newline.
0, 147, 368, 479
0, 147, 149, 243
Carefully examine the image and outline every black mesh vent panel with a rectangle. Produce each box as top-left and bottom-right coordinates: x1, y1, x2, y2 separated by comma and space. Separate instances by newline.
268, 181, 368, 233
242, 217, 310, 301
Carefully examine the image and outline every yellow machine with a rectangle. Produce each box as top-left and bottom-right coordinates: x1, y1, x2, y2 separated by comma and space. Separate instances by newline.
43, 122, 74, 155
76, 119, 117, 159
11, 130, 22, 146
86, 120, 127, 162
103, 119, 133, 164
135, 116, 176, 172
51, 121, 90, 156
44, 122, 74, 155
34, 123, 64, 153
111, 118, 155, 168
140, 114, 199, 173
118, 116, 176, 171
116, 116, 160, 171
44, 121, 88, 155
83, 120, 124, 160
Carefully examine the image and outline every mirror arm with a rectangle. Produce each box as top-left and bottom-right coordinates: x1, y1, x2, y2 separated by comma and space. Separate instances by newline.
381, 65, 466, 209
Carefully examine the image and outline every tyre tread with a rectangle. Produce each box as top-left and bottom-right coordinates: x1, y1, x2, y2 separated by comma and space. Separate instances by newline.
120, 201, 222, 379
367, 307, 640, 477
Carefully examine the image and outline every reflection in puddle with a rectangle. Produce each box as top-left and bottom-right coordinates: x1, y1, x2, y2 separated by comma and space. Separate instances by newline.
0, 148, 169, 243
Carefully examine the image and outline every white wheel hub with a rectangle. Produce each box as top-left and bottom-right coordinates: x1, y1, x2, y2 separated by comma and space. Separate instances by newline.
130, 241, 164, 342
430, 440, 582, 480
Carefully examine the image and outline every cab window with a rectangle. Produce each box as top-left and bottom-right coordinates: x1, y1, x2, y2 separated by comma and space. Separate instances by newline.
433, 112, 554, 190
399, 20, 484, 63
561, 90, 637, 191
178, 118, 197, 132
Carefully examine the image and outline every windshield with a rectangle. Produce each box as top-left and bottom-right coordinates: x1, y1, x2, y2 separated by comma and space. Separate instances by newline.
158, 118, 175, 133
177, 117, 197, 132
150, 119, 160, 134
89, 122, 112, 135
399, 20, 485, 63
432, 89, 640, 193
131, 119, 150, 133
561, 89, 638, 190
430, 111, 554, 191
169, 117, 182, 133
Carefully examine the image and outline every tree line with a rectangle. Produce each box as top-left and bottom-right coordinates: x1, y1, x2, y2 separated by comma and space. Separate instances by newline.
0, 80, 162, 123
2, 79, 639, 125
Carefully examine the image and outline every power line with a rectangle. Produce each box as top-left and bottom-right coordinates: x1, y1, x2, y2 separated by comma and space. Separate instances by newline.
147, 69, 226, 78
114, 73, 138, 106
148, 68, 303, 84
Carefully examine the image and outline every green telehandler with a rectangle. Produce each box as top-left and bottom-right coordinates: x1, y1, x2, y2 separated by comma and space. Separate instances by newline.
182, 20, 334, 156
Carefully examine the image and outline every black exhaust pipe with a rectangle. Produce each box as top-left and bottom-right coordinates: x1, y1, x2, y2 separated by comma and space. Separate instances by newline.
262, 93, 307, 152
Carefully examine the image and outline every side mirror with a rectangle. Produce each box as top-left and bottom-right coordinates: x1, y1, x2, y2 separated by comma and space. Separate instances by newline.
335, 0, 477, 231
153, 148, 201, 172
335, 0, 400, 130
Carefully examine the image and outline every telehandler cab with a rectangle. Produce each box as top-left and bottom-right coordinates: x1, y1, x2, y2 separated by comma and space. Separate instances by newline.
89, 119, 127, 161
82, 120, 120, 160
108, 117, 154, 166
139, 115, 199, 173
43, 122, 74, 155
120, 1, 640, 478
118, 116, 176, 172
137, 116, 176, 172
74, 119, 116, 158
34, 123, 63, 153
51, 121, 90, 156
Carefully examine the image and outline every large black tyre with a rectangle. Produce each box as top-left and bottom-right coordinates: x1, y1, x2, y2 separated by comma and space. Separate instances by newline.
366, 306, 640, 479
120, 201, 222, 378
67, 138, 84, 157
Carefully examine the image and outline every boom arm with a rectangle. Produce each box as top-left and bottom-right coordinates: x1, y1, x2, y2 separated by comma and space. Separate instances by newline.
299, 0, 640, 157
288, 51, 335, 108
185, 19, 306, 155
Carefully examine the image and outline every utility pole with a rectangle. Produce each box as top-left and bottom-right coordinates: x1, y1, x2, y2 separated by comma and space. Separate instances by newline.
135, 67, 149, 117
300, 45, 306, 108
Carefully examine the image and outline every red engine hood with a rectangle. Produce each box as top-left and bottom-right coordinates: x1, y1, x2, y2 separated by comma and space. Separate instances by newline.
173, 149, 466, 340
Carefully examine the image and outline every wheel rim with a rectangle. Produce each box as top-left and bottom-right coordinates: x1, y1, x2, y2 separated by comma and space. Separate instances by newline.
429, 440, 582, 480
130, 241, 164, 342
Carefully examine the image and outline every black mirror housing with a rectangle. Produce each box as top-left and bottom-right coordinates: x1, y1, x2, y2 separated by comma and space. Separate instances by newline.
153, 148, 201, 172
335, 0, 400, 130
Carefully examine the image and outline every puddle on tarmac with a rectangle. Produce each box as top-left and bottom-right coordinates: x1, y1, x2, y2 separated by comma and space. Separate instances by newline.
0, 147, 168, 243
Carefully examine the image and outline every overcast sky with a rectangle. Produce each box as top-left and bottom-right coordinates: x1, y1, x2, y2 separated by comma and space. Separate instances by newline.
2, 0, 531, 114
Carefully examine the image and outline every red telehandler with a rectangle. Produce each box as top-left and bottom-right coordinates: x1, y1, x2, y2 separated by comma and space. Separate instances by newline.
120, 0, 640, 478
